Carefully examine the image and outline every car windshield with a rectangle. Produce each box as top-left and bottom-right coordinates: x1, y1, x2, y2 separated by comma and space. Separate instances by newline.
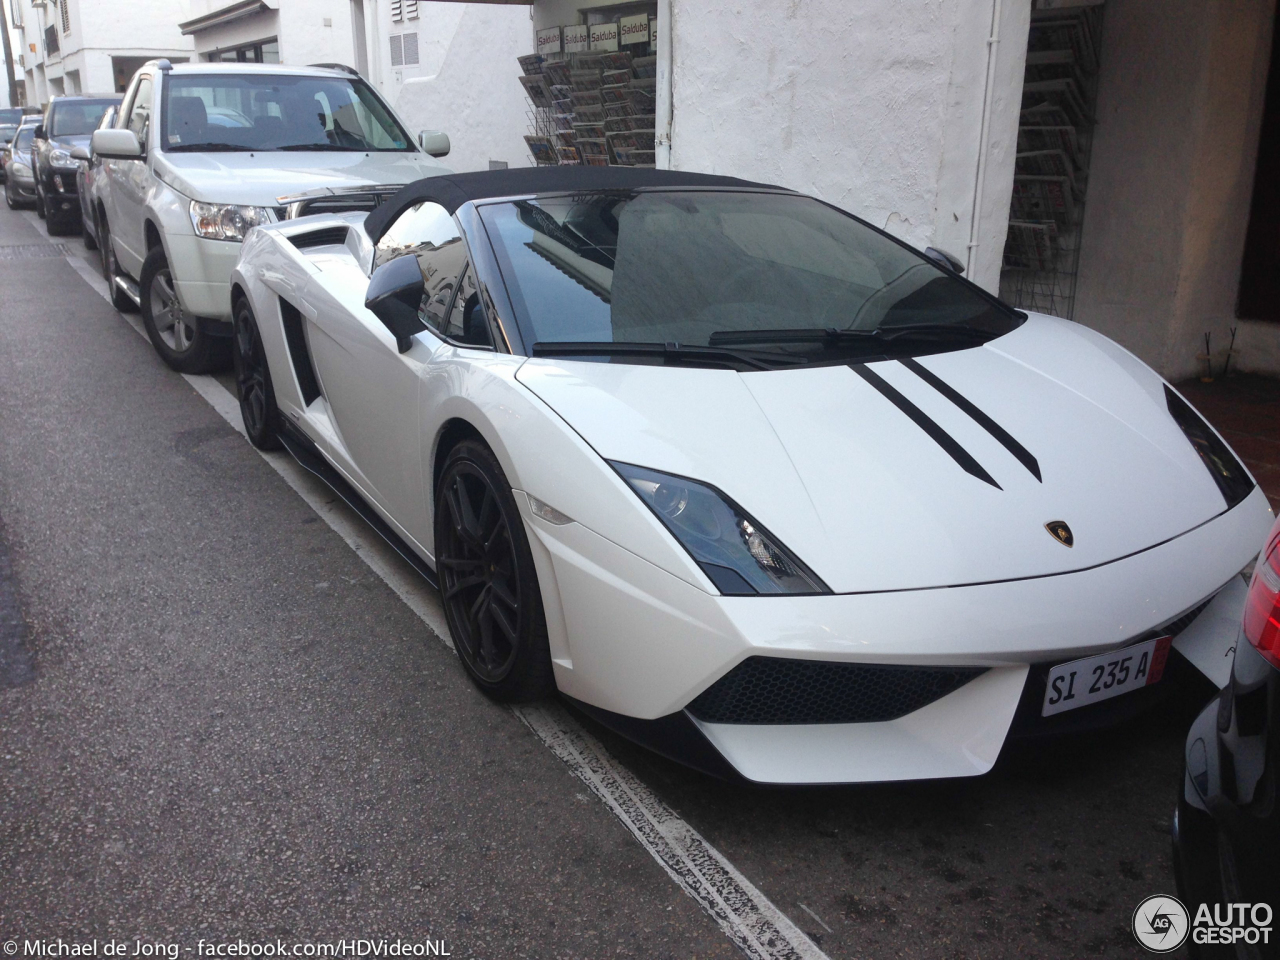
478, 190, 1021, 367
161, 73, 412, 152
49, 100, 118, 137
0, 125, 16, 144
0, 108, 22, 125
13, 128, 34, 152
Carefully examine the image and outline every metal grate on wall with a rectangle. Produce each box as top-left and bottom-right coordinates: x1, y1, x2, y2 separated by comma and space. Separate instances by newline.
59, 0, 70, 34
389, 32, 418, 67
999, 1, 1105, 320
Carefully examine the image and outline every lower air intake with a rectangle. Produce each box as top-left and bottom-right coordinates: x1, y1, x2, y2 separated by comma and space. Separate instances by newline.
687, 657, 987, 725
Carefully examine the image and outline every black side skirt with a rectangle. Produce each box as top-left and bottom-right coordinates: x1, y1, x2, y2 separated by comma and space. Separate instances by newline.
278, 422, 438, 589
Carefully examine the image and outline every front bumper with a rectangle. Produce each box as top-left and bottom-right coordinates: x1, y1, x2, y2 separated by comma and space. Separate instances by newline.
7, 175, 35, 201
528, 485, 1273, 784
164, 233, 244, 322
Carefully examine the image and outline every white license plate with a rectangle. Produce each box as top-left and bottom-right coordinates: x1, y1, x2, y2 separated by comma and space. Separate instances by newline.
1041, 636, 1172, 716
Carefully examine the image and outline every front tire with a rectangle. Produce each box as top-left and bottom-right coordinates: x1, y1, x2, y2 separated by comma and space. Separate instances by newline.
231, 298, 281, 450
140, 246, 224, 373
435, 440, 555, 703
35, 182, 46, 218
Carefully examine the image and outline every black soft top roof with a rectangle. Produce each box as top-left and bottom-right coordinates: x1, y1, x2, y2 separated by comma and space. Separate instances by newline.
363, 166, 783, 244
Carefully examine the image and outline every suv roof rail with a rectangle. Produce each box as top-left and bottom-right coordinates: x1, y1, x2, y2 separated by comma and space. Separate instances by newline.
308, 62, 360, 76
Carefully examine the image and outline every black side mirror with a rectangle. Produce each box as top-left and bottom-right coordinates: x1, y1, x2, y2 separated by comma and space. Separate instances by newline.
365, 255, 427, 353
923, 246, 965, 274
33, 123, 45, 140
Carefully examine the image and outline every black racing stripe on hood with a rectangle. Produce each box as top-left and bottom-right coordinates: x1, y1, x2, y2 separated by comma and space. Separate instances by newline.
899, 357, 1042, 482
849, 363, 1001, 489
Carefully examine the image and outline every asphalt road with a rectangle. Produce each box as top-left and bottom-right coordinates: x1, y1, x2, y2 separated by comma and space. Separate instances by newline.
0, 200, 1206, 959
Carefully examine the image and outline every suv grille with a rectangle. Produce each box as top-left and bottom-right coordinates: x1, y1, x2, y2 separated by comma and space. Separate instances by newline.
687, 657, 988, 725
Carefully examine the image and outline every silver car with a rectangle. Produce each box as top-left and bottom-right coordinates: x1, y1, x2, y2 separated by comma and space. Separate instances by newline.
3, 122, 38, 209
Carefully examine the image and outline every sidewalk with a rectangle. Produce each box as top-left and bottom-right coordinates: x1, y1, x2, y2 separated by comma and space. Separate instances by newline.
1176, 373, 1280, 512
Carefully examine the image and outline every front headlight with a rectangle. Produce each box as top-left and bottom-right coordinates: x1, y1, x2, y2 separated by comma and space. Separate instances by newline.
12, 161, 31, 177
189, 201, 273, 241
612, 462, 830, 596
49, 148, 78, 168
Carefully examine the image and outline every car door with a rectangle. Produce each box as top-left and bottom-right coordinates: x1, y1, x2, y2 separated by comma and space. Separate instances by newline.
104, 74, 154, 277
302, 202, 469, 547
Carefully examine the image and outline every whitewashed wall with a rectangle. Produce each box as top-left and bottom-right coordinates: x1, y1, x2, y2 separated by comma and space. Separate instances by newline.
1075, 0, 1280, 379
390, 1, 534, 173
664, 0, 1028, 294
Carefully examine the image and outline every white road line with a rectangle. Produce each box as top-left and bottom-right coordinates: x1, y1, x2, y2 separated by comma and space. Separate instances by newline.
21, 218, 831, 960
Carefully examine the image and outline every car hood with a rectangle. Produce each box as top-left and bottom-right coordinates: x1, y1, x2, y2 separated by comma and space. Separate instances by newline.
155, 150, 450, 206
515, 314, 1245, 593
52, 134, 91, 150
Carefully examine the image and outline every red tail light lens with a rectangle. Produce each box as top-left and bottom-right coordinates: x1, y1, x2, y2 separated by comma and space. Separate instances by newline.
1244, 525, 1280, 669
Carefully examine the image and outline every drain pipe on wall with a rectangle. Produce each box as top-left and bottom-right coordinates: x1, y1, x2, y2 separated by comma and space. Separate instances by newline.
655, 0, 673, 169
966, 0, 1004, 277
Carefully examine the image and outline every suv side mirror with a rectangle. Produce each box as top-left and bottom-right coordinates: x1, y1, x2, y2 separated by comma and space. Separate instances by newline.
923, 246, 965, 274
91, 128, 142, 160
33, 123, 45, 139
70, 145, 91, 161
418, 130, 450, 158
365, 255, 427, 353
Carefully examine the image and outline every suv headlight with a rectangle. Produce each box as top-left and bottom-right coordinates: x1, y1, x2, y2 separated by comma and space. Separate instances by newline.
612, 462, 830, 596
49, 148, 78, 168
189, 201, 273, 241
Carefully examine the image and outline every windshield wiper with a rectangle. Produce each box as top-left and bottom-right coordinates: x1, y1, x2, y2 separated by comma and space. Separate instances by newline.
708, 324, 993, 347
275, 142, 364, 151
166, 142, 249, 152
531, 341, 800, 371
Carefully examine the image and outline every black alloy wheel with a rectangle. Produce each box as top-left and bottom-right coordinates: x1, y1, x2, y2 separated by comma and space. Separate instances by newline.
434, 440, 555, 702
231, 298, 281, 450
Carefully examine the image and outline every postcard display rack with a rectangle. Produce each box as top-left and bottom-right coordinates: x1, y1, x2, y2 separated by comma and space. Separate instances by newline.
998, 3, 1104, 320
518, 16, 658, 168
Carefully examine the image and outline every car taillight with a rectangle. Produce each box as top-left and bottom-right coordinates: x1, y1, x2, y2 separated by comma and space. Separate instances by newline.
1243, 528, 1280, 668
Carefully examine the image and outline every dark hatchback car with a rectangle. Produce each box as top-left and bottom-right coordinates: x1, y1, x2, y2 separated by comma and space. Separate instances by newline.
31, 94, 121, 234
1174, 511, 1280, 958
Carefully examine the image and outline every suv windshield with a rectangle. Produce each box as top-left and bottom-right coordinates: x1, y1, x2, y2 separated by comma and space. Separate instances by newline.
478, 190, 1021, 367
161, 73, 412, 152
49, 100, 118, 137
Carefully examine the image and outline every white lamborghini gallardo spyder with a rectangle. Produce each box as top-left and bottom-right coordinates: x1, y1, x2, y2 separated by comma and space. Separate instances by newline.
229, 167, 1274, 785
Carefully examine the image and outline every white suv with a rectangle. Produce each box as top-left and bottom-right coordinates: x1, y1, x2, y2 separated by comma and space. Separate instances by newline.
92, 60, 452, 372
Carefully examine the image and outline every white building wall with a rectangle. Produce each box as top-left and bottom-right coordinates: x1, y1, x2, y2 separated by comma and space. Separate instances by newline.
1074, 0, 1279, 379
276, 0, 357, 65
13, 0, 191, 105
388, 0, 533, 173
663, 0, 1027, 294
